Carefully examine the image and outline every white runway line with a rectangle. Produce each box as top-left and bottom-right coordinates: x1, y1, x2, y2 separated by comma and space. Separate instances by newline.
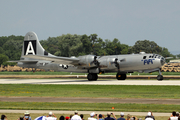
0, 79, 180, 85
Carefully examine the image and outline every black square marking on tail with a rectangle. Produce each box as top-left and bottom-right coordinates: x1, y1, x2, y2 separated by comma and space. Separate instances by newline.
24, 40, 36, 55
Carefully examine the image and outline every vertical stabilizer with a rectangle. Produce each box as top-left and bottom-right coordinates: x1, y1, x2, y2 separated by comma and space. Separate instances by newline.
21, 31, 54, 57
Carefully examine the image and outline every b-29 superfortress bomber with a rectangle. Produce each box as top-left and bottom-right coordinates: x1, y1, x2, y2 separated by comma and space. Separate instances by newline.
10, 32, 166, 81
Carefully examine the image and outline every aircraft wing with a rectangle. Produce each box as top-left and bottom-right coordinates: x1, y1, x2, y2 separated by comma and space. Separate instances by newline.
22, 55, 79, 65
144, 68, 159, 73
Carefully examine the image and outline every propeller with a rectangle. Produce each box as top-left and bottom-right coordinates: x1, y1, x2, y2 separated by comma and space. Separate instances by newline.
111, 58, 120, 72
90, 56, 99, 66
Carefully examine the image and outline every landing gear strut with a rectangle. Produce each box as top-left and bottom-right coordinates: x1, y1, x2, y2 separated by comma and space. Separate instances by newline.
116, 73, 126, 80
87, 73, 98, 81
157, 69, 163, 81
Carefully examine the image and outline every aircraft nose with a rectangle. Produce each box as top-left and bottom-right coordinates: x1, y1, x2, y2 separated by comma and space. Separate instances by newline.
160, 57, 165, 65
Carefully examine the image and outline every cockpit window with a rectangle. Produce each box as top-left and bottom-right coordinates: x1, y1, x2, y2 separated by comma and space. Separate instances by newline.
152, 54, 161, 59
143, 56, 146, 59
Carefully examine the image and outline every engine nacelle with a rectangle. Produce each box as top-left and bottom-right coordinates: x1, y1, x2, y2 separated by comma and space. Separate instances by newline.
99, 57, 118, 69
78, 55, 97, 68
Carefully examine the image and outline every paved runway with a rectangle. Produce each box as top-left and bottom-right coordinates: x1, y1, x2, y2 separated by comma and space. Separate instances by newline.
0, 79, 180, 85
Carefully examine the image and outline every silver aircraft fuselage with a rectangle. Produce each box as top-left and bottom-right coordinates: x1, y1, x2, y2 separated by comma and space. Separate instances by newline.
18, 53, 165, 74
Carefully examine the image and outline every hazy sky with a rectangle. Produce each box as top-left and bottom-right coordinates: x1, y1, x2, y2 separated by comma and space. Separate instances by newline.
0, 0, 180, 54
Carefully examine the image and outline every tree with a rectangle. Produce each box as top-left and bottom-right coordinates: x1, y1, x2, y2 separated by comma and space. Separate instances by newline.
131, 40, 162, 54
3, 39, 23, 60
120, 44, 129, 54
104, 39, 115, 55
103, 38, 124, 55
89, 34, 98, 55
161, 47, 171, 57
177, 54, 180, 58
57, 34, 83, 57
0, 36, 8, 47
0, 47, 4, 54
40, 37, 59, 55
0, 54, 9, 65
80, 34, 92, 55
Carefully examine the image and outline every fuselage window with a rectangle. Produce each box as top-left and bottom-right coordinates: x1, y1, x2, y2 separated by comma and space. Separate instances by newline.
143, 56, 146, 59
149, 56, 152, 58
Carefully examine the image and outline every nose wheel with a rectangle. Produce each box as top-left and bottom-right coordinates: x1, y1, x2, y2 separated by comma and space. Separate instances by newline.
157, 75, 163, 81
157, 69, 163, 81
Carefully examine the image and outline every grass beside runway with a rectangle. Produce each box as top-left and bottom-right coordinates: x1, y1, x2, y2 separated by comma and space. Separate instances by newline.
0, 102, 179, 113
0, 84, 179, 117
0, 84, 180, 99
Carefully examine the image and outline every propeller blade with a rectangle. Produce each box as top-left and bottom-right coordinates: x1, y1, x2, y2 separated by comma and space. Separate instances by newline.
90, 56, 99, 66
165, 57, 173, 59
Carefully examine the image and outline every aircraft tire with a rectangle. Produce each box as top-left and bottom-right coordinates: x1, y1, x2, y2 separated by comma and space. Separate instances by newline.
157, 75, 163, 81
87, 73, 93, 81
116, 74, 126, 80
92, 73, 98, 81
87, 73, 98, 81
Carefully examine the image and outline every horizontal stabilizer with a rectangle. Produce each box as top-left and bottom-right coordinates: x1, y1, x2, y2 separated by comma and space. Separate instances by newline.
22, 55, 79, 65
8, 60, 38, 63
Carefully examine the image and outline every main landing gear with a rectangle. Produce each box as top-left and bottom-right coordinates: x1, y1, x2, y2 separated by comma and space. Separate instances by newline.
157, 69, 163, 81
87, 73, 98, 81
116, 73, 127, 80
87, 73, 127, 81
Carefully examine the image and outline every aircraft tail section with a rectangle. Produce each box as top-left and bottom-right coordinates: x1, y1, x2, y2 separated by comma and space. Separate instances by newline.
21, 31, 54, 58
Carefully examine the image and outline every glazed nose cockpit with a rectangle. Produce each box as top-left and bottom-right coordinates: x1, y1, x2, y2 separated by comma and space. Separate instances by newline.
152, 54, 165, 66
147, 54, 165, 66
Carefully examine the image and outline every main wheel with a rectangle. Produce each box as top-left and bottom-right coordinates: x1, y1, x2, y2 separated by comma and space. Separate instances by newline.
87, 73, 93, 81
116, 74, 126, 80
93, 73, 98, 81
122, 74, 127, 80
157, 75, 163, 81
87, 73, 98, 81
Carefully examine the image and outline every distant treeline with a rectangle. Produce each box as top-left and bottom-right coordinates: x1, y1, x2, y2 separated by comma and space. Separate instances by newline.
0, 33, 176, 65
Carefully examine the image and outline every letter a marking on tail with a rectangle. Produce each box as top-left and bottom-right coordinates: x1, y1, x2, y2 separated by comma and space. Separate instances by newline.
26, 42, 35, 55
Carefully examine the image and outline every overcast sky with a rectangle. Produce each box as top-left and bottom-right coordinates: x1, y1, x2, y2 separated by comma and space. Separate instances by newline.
0, 0, 180, 54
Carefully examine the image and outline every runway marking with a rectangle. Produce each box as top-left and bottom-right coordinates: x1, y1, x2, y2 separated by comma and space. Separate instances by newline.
0, 79, 180, 85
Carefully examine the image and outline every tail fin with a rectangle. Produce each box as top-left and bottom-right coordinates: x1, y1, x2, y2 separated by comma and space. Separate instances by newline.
22, 31, 53, 57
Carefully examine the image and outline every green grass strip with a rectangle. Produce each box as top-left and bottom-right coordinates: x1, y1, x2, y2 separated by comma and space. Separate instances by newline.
0, 102, 179, 113
0, 84, 180, 99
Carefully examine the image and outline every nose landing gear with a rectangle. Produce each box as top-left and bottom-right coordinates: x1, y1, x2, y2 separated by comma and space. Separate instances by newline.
157, 69, 163, 81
